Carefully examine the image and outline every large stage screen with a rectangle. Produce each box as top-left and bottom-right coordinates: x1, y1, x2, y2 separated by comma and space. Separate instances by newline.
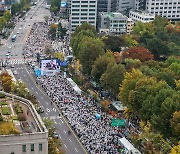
41, 59, 59, 70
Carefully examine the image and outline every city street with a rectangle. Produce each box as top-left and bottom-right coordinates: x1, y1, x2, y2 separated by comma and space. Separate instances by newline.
0, 1, 87, 153
14, 64, 86, 154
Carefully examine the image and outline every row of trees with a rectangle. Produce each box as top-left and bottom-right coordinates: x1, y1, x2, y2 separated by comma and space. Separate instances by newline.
70, 20, 180, 153
0, 72, 37, 105
0, 10, 11, 33
43, 118, 64, 154
11, 0, 30, 16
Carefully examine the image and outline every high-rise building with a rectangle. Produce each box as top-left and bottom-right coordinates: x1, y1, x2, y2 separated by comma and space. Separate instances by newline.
97, 0, 117, 13
116, 0, 135, 15
135, 0, 180, 22
70, 0, 97, 31
145, 0, 180, 22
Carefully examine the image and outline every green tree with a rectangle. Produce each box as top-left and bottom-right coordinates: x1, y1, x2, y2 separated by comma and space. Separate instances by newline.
71, 29, 95, 56
147, 38, 170, 59
73, 22, 96, 36
171, 111, 180, 138
100, 63, 125, 95
78, 37, 104, 74
50, 0, 60, 15
0, 16, 7, 32
119, 68, 143, 108
101, 35, 124, 52
91, 51, 115, 82
154, 16, 168, 31
3, 10, 11, 22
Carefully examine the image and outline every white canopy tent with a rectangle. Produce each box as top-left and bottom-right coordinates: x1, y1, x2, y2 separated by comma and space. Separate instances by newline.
67, 78, 82, 95
119, 137, 141, 154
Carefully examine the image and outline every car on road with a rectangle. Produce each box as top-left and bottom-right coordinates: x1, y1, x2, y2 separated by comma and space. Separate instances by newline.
11, 65, 15, 68
53, 132, 59, 139
6, 53, 9, 56
13, 70, 18, 75
17, 31, 20, 34
8, 50, 11, 53
7, 56, 10, 59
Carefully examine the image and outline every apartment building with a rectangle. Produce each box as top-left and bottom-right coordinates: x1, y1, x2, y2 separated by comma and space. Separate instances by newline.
70, 0, 97, 31
0, 91, 48, 154
145, 0, 180, 22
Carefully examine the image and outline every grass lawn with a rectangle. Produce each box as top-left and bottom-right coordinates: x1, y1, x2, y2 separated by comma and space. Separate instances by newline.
0, 102, 8, 106
2, 106, 11, 115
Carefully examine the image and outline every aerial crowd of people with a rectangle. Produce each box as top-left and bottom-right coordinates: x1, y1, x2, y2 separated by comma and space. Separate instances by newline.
37, 74, 124, 153
23, 21, 72, 59
22, 16, 138, 153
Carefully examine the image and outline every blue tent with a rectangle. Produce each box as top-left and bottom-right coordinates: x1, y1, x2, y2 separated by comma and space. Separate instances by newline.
35, 69, 41, 76
95, 114, 101, 119
60, 61, 68, 67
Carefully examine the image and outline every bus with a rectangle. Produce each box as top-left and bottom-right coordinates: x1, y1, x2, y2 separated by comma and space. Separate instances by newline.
11, 35, 16, 42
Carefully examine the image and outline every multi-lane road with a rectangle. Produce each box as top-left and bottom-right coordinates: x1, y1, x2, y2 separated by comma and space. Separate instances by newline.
0, 1, 87, 154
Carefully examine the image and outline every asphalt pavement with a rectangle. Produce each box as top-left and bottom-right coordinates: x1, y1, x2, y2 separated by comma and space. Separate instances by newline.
15, 64, 86, 154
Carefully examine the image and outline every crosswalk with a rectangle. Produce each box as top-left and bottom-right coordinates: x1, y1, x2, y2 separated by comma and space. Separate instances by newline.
7, 58, 36, 65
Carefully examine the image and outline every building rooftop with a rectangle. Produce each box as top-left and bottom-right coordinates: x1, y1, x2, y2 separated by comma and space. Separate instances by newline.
100, 12, 128, 20
0, 91, 47, 135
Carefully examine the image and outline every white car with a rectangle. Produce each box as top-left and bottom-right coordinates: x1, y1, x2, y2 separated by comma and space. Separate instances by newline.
17, 31, 20, 34
13, 70, 18, 75
6, 53, 9, 56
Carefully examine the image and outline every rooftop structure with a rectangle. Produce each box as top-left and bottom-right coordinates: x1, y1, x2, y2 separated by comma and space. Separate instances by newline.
0, 91, 48, 154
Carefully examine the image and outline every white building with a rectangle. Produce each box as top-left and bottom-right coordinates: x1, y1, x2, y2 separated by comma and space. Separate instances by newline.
0, 91, 48, 154
129, 10, 155, 23
99, 12, 131, 35
145, 0, 180, 22
70, 0, 97, 31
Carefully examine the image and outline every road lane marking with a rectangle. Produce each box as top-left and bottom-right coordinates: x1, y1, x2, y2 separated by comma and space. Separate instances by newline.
31, 87, 33, 90
64, 144, 67, 149
41, 97, 44, 99
45, 112, 48, 115
60, 119, 64, 123
23, 66, 88, 154
46, 102, 48, 105
59, 122, 61, 126
63, 130, 66, 134
69, 138, 72, 142
75, 148, 78, 152
36, 92, 38, 94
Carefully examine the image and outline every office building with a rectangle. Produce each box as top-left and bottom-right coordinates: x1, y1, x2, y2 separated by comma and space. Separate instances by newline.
129, 10, 155, 23
70, 0, 97, 31
145, 0, 180, 22
97, 0, 117, 13
0, 91, 48, 154
99, 12, 131, 35
116, 0, 135, 15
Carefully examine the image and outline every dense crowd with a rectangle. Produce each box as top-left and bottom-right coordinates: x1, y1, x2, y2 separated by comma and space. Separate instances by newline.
23, 22, 51, 58
23, 21, 72, 59
37, 73, 127, 153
